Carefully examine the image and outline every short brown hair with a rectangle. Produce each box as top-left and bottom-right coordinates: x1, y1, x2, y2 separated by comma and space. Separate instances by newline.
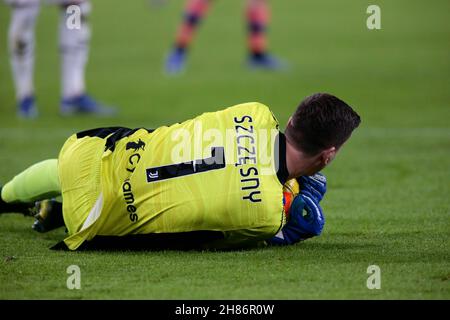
285, 93, 361, 155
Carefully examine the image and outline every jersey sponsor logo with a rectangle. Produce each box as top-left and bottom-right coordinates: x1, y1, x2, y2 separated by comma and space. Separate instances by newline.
122, 179, 139, 222
125, 140, 144, 174
126, 139, 146, 152
122, 138, 146, 222
234, 115, 261, 203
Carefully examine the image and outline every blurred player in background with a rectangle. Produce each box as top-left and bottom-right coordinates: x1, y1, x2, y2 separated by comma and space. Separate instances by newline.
5, 0, 115, 118
165, 0, 287, 74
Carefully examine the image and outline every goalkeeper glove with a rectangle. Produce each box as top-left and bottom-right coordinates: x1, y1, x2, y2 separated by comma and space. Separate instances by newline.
297, 172, 327, 203
267, 173, 327, 245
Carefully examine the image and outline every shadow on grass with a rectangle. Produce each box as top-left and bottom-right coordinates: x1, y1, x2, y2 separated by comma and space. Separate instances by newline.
50, 231, 235, 252
50, 233, 380, 254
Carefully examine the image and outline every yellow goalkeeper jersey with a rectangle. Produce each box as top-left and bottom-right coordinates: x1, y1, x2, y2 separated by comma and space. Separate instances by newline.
60, 102, 289, 250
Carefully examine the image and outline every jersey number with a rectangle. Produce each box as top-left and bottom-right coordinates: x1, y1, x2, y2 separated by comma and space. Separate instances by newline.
146, 147, 226, 183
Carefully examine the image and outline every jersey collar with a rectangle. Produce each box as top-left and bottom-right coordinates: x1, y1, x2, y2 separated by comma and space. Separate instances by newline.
275, 132, 289, 185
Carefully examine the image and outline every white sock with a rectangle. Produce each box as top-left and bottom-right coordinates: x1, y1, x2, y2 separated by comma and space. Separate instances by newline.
8, 3, 40, 102
59, 1, 91, 99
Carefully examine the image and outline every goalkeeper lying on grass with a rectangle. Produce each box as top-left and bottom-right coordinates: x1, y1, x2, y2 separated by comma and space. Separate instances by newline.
0, 93, 360, 250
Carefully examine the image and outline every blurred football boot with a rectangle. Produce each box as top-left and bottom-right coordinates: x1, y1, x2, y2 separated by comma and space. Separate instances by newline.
60, 93, 116, 117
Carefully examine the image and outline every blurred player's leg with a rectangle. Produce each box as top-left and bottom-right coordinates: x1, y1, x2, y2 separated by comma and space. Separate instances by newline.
246, 0, 286, 70
59, 0, 116, 116
59, 1, 89, 105
7, 0, 40, 118
165, 0, 211, 74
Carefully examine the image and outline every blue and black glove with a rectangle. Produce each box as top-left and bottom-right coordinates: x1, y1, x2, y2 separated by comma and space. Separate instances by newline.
267, 173, 327, 246
298, 172, 327, 203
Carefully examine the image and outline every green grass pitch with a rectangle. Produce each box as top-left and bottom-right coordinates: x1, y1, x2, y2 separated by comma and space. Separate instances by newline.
0, 0, 449, 299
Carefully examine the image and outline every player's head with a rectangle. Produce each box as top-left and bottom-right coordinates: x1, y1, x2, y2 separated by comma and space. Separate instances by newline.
285, 93, 361, 175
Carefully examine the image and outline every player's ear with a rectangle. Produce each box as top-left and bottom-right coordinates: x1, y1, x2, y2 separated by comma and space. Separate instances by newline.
287, 116, 293, 126
321, 147, 337, 166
